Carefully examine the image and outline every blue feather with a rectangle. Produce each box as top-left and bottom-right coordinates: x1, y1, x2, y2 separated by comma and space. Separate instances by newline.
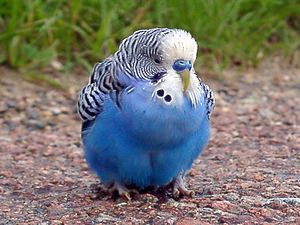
82, 81, 210, 189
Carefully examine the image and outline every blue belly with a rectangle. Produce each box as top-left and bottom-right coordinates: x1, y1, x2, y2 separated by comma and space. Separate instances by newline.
82, 85, 210, 188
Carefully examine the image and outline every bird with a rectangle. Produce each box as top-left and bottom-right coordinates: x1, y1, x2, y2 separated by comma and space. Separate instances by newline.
77, 28, 215, 200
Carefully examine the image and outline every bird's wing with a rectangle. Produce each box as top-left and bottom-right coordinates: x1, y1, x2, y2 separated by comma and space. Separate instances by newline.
77, 81, 105, 121
202, 83, 215, 120
77, 59, 123, 121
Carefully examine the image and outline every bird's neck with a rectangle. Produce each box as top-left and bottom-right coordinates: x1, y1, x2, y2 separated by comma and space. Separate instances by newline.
152, 71, 202, 107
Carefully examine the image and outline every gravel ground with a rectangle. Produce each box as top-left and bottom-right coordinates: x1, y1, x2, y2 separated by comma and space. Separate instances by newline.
0, 59, 299, 224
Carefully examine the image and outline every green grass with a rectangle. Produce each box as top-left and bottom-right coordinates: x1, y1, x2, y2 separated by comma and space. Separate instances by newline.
0, 0, 299, 74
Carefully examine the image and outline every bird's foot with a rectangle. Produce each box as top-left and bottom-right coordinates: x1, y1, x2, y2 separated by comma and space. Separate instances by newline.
172, 175, 194, 198
108, 182, 138, 200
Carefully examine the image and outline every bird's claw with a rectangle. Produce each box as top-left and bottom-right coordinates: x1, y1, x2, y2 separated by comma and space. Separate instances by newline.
172, 174, 194, 198
173, 185, 194, 197
108, 182, 138, 200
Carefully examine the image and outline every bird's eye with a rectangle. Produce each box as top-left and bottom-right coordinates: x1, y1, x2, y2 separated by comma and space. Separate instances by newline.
154, 58, 161, 64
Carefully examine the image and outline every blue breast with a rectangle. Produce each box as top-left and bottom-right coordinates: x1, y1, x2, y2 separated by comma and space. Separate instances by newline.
82, 82, 210, 188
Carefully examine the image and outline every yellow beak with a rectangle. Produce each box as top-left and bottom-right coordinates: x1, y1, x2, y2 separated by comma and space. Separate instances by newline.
180, 70, 190, 92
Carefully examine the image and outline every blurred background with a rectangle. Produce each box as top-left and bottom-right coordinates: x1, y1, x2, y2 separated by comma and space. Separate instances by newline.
0, 0, 299, 79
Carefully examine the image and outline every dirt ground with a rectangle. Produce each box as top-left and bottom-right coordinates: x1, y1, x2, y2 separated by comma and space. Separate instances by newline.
0, 58, 299, 224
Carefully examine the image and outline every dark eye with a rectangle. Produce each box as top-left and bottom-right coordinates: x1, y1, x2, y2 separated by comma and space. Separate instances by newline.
154, 58, 161, 64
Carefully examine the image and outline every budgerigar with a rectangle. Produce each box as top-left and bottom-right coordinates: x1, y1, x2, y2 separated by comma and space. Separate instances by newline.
77, 28, 215, 200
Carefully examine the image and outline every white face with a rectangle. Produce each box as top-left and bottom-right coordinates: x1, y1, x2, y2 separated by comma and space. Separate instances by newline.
160, 30, 198, 70
152, 30, 202, 107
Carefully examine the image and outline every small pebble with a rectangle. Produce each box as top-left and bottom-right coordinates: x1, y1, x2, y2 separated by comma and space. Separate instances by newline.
6, 100, 17, 109
25, 119, 45, 130
51, 108, 61, 116
3, 120, 17, 131
47, 121, 57, 127
26, 107, 39, 119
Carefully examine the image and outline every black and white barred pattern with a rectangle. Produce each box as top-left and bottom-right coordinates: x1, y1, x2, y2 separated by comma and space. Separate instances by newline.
78, 28, 172, 121
77, 82, 104, 121
77, 59, 123, 121
202, 83, 215, 120
113, 28, 171, 80
78, 28, 215, 122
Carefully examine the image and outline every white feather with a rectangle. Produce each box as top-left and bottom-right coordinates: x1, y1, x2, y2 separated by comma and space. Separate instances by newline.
153, 70, 184, 106
153, 29, 202, 107
160, 29, 197, 65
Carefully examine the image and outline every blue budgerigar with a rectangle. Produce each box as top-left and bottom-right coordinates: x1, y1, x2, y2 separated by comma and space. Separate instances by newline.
77, 28, 215, 200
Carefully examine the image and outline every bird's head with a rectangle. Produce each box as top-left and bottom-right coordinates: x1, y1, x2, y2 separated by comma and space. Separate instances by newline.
114, 28, 198, 93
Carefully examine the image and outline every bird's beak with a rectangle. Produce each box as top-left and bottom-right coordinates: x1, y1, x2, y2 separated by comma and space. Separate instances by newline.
179, 70, 190, 92
173, 59, 192, 92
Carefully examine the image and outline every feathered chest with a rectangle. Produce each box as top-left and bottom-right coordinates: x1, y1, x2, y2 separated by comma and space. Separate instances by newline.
112, 77, 207, 148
